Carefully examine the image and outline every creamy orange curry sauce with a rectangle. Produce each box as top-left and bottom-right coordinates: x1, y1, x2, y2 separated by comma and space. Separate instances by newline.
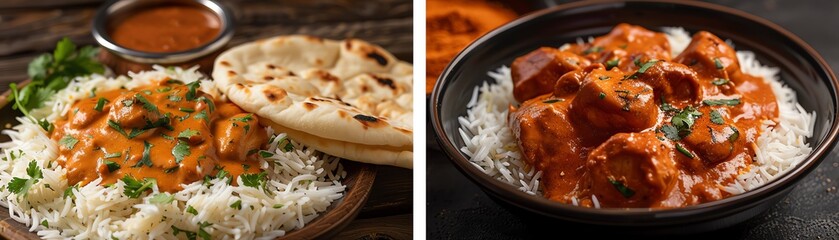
509, 24, 778, 208
52, 80, 267, 192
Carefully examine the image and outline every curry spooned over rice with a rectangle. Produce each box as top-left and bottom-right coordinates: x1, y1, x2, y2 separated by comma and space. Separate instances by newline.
52, 80, 267, 192
457, 24, 814, 209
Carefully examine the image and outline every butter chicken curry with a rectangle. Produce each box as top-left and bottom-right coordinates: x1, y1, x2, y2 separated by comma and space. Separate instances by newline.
509, 24, 778, 208
52, 80, 268, 192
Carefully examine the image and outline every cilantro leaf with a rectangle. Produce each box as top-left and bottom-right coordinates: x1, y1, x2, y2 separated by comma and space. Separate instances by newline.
187, 205, 198, 215
608, 178, 635, 198
240, 172, 267, 189
149, 193, 174, 204
104, 160, 120, 173
173, 140, 190, 164
133, 141, 153, 168
230, 199, 242, 210
121, 175, 156, 198
703, 98, 741, 106
59, 135, 79, 150
710, 110, 725, 125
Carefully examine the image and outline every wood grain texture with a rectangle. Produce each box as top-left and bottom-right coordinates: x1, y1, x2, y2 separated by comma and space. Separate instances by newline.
0, 0, 413, 92
332, 214, 413, 240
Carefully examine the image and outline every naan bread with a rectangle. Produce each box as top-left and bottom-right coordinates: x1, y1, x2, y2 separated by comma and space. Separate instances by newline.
213, 35, 413, 168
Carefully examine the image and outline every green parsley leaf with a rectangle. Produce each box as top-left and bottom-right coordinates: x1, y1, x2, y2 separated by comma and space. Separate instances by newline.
198, 221, 212, 240
94, 97, 109, 112
41, 219, 49, 228
728, 126, 740, 143
187, 205, 198, 215
104, 160, 120, 172
636, 60, 659, 74
675, 143, 694, 158
608, 178, 635, 198
121, 175, 156, 198
240, 172, 267, 189
660, 125, 681, 141
7, 160, 43, 196
63, 184, 78, 199
59, 135, 79, 150
582, 46, 603, 55
710, 110, 725, 125
198, 96, 215, 112
173, 140, 190, 164
703, 98, 741, 106
186, 81, 200, 101
194, 110, 209, 122
230, 199, 242, 210
232, 114, 253, 122
714, 58, 724, 69
259, 151, 274, 158
108, 120, 129, 137
178, 129, 200, 139
104, 152, 121, 159
133, 141, 153, 168
598, 92, 605, 99
134, 94, 159, 114
273, 204, 284, 209
605, 59, 619, 70
671, 106, 702, 134
712, 78, 730, 86
149, 193, 174, 204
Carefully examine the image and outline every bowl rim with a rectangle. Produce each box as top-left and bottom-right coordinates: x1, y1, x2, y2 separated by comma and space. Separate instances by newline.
430, 0, 839, 223
91, 0, 236, 64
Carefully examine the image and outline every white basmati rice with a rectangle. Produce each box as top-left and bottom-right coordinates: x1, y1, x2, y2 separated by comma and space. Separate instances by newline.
458, 27, 815, 207
0, 66, 346, 239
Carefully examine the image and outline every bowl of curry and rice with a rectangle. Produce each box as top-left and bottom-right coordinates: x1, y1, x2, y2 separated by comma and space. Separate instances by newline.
430, 0, 839, 233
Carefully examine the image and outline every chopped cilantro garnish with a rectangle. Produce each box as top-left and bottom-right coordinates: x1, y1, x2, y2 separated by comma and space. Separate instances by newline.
94, 97, 109, 112
173, 140, 190, 164
149, 193, 174, 204
59, 135, 78, 150
675, 143, 694, 158
230, 199, 242, 210
133, 141, 153, 168
710, 110, 725, 125
104, 160, 120, 172
121, 175, 156, 198
608, 178, 635, 198
703, 98, 741, 106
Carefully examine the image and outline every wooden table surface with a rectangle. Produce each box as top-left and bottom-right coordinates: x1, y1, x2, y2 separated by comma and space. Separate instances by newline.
0, 0, 414, 239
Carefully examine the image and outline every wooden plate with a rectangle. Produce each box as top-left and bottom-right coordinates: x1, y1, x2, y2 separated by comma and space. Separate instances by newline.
0, 84, 377, 240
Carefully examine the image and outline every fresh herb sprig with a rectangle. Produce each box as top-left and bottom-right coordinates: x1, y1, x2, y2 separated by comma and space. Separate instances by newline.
9, 38, 104, 126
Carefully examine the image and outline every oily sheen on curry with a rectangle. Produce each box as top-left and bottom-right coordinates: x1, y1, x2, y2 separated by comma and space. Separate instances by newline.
51, 80, 267, 192
509, 24, 779, 208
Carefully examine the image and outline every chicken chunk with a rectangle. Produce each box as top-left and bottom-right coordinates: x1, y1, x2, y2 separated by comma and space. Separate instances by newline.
587, 132, 678, 208
570, 68, 658, 132
511, 47, 590, 101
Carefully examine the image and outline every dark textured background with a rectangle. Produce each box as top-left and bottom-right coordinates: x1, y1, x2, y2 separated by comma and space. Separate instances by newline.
427, 0, 839, 239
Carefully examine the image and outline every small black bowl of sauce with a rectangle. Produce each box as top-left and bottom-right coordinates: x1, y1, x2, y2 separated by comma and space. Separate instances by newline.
92, 0, 235, 74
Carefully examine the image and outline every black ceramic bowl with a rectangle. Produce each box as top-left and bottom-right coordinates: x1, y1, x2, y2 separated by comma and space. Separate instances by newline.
430, 0, 839, 234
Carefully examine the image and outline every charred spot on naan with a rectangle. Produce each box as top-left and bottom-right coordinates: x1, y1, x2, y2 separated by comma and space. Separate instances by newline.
315, 70, 340, 82
303, 102, 318, 111
227, 70, 237, 77
353, 114, 387, 128
262, 86, 287, 102
220, 61, 232, 67
370, 74, 397, 90
263, 76, 274, 81
366, 50, 388, 66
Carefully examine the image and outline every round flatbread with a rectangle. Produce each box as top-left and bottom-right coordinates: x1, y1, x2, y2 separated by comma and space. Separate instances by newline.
213, 35, 413, 168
